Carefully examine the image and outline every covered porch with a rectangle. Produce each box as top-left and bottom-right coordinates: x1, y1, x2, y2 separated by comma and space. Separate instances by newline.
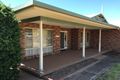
22, 48, 108, 74
19, 16, 105, 74
15, 2, 116, 75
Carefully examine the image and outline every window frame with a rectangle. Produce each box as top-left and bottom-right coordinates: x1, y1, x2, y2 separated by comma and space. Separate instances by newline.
25, 28, 33, 48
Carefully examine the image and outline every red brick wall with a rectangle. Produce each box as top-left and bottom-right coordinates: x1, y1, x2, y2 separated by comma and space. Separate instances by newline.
20, 22, 120, 55
19, 22, 39, 28
71, 29, 79, 50
78, 29, 82, 49
53, 26, 61, 53
90, 30, 99, 49
43, 24, 71, 53
43, 24, 61, 54
90, 29, 120, 51
63, 28, 92, 50
78, 29, 91, 49
19, 23, 71, 55
101, 29, 120, 51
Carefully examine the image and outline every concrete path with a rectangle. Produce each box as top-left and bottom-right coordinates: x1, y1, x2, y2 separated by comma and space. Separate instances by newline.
64, 53, 120, 80
19, 51, 120, 80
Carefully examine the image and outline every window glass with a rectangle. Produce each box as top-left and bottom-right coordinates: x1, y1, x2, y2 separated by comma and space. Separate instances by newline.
47, 30, 53, 46
86, 32, 90, 42
80, 32, 83, 43
25, 29, 33, 48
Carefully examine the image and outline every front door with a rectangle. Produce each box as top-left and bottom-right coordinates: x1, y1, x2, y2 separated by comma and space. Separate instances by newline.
60, 31, 67, 50
80, 31, 90, 48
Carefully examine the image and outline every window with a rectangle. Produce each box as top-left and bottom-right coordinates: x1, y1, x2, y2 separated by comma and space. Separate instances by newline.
25, 29, 33, 48
47, 30, 53, 46
86, 32, 90, 42
80, 31, 90, 42
43, 30, 53, 47
80, 32, 83, 43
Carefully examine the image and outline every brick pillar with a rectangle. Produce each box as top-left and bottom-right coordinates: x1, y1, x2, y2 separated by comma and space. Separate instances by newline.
90, 30, 99, 49
67, 29, 71, 49
71, 29, 79, 50
20, 28, 26, 58
78, 29, 82, 49
53, 26, 61, 54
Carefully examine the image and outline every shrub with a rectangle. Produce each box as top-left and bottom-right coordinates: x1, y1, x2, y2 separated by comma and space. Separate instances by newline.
0, 3, 21, 80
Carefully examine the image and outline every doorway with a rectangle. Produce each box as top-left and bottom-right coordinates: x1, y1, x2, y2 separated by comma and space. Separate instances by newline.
60, 31, 67, 50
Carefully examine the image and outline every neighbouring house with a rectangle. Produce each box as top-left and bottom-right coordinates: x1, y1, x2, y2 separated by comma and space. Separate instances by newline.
15, 0, 120, 74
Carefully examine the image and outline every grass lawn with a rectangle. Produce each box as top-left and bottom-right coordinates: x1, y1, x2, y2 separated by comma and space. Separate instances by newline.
96, 64, 120, 80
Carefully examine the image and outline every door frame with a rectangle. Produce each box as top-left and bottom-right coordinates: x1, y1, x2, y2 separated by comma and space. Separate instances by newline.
60, 31, 68, 50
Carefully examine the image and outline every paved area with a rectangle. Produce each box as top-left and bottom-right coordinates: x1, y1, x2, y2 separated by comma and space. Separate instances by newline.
43, 58, 98, 80
19, 51, 120, 80
22, 49, 99, 74
64, 51, 120, 80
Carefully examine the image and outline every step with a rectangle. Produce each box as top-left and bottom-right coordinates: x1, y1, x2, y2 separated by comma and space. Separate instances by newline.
64, 56, 113, 80
43, 58, 98, 80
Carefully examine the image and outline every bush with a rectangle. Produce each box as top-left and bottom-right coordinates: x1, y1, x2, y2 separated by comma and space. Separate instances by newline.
0, 3, 21, 80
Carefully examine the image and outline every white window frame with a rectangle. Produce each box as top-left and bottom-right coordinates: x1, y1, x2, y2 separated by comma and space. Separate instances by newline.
25, 28, 33, 48
43, 29, 53, 47
60, 31, 68, 50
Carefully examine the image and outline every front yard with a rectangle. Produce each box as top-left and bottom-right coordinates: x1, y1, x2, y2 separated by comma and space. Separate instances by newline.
96, 64, 120, 80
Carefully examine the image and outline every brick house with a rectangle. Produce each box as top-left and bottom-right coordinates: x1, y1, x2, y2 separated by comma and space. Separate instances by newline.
15, 0, 120, 74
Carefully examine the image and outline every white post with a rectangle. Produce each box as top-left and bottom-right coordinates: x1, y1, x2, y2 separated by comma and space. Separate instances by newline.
99, 29, 102, 53
82, 27, 86, 57
39, 18, 43, 73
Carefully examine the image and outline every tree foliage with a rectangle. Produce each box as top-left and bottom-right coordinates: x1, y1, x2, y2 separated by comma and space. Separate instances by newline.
0, 3, 21, 80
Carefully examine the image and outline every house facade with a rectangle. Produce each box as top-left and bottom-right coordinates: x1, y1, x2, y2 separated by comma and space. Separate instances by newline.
15, 0, 120, 73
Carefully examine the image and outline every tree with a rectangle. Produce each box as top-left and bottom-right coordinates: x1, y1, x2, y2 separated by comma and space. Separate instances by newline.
0, 3, 21, 80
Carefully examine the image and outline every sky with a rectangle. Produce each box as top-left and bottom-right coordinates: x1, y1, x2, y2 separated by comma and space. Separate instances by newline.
1, 0, 120, 26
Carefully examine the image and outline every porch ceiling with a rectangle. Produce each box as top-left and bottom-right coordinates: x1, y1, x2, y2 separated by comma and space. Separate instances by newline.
34, 17, 101, 29
16, 6, 116, 29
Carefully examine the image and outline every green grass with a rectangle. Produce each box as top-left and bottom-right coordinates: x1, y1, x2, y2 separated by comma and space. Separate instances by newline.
96, 64, 120, 80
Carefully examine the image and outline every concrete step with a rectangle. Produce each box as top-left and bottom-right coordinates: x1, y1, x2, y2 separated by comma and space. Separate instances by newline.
19, 70, 43, 80
43, 58, 98, 80
64, 56, 113, 80
20, 66, 47, 80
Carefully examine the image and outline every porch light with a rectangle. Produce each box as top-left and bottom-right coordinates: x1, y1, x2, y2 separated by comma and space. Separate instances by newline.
56, 35, 60, 38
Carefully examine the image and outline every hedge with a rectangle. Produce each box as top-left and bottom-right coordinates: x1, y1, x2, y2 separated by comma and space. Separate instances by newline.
0, 3, 21, 80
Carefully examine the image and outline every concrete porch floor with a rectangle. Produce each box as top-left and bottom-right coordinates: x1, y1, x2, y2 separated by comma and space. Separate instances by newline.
22, 48, 102, 74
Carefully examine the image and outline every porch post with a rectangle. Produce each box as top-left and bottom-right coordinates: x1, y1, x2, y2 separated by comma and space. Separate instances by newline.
39, 18, 43, 73
98, 29, 102, 53
82, 27, 86, 58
